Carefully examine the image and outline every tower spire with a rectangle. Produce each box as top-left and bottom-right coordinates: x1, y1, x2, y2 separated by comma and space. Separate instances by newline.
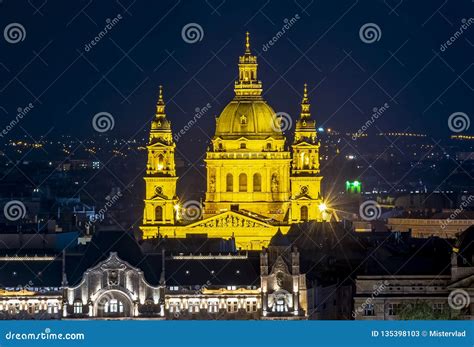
234, 32, 262, 98
300, 83, 311, 119
156, 85, 165, 115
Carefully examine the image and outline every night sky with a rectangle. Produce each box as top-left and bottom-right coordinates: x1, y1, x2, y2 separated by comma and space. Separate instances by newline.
1, 0, 473, 151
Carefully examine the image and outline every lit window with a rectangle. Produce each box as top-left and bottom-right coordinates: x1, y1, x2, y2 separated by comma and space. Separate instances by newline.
208, 301, 218, 313
189, 302, 200, 313
226, 173, 233, 192
253, 173, 261, 192
105, 299, 123, 313
47, 302, 58, 314
73, 301, 83, 314
239, 173, 247, 192
169, 302, 181, 313
300, 206, 308, 221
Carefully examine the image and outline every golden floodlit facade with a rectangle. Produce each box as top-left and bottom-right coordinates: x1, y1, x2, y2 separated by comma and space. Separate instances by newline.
141, 33, 326, 250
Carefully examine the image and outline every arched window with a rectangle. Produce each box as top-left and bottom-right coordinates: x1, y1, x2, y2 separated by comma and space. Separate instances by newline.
155, 206, 163, 221
266, 143, 272, 150
226, 173, 233, 192
253, 173, 262, 192
300, 206, 308, 221
239, 173, 247, 192
157, 154, 164, 170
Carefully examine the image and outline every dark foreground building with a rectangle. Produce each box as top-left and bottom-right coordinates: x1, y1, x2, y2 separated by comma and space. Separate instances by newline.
0, 223, 472, 320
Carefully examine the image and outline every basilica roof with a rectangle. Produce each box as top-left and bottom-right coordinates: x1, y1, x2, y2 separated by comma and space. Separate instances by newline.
215, 100, 283, 139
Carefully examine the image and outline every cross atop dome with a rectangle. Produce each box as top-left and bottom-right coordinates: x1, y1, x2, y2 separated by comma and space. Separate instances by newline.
156, 85, 165, 115
245, 31, 251, 54
300, 83, 311, 119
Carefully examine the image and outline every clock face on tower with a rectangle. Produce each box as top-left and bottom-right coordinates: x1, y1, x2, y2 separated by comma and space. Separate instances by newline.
155, 186, 163, 196
301, 186, 309, 195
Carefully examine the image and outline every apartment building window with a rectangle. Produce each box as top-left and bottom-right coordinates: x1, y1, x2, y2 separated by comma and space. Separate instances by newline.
363, 304, 375, 316
387, 303, 400, 316
433, 303, 444, 314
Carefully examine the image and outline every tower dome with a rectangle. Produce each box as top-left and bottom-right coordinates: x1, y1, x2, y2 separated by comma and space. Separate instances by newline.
214, 33, 284, 139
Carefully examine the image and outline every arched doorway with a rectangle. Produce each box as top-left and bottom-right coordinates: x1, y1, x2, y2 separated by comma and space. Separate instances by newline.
94, 290, 133, 318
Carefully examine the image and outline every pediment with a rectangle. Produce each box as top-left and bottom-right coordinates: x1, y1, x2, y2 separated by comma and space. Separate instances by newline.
89, 252, 138, 273
292, 142, 317, 148
293, 194, 311, 200
183, 211, 273, 229
270, 256, 290, 275
147, 141, 172, 149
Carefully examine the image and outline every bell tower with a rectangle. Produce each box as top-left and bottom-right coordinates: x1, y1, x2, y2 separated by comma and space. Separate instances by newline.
141, 86, 178, 238
290, 84, 324, 223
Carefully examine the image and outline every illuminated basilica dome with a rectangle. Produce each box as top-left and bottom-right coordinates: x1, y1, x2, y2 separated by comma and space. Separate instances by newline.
214, 32, 283, 139
215, 100, 282, 138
